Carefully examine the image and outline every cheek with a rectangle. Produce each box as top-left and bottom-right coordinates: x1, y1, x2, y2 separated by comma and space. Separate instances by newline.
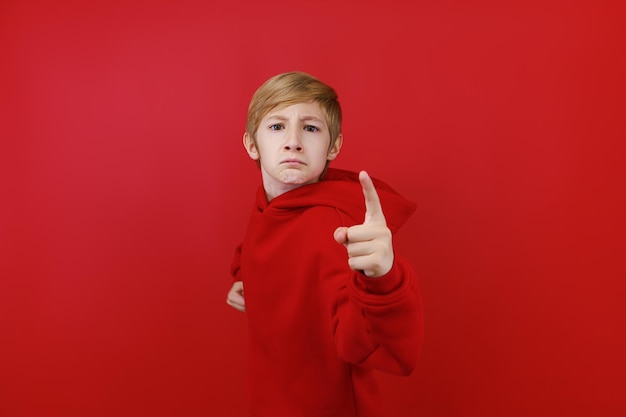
254, 141, 271, 158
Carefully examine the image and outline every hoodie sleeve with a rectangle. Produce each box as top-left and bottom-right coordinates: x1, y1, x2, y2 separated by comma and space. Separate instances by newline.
331, 255, 423, 376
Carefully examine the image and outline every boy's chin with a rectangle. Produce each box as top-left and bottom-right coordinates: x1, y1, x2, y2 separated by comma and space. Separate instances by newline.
277, 170, 321, 186
262, 169, 324, 199
262, 170, 321, 188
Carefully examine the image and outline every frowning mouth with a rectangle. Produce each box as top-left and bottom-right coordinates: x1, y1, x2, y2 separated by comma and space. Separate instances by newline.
281, 159, 306, 165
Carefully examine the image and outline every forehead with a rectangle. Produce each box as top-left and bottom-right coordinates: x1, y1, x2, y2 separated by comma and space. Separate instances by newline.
263, 101, 326, 122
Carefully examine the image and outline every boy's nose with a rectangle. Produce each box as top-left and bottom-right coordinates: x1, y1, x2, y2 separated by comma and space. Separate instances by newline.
283, 130, 303, 151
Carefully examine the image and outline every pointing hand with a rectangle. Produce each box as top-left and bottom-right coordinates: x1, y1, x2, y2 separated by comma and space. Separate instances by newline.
334, 171, 393, 278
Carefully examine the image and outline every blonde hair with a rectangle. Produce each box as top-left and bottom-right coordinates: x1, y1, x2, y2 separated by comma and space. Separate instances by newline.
246, 71, 342, 151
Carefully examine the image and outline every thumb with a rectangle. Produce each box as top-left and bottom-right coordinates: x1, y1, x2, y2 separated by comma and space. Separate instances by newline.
334, 227, 349, 244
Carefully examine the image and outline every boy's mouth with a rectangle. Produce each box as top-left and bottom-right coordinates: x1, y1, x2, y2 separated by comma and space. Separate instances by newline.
281, 158, 305, 165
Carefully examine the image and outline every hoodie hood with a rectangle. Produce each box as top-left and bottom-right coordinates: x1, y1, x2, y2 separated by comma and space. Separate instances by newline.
255, 168, 416, 234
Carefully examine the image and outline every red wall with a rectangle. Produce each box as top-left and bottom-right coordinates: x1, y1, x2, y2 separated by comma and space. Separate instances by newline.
1, 1, 624, 416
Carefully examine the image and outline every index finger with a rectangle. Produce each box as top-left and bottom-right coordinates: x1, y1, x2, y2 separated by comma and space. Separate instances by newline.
359, 170, 386, 224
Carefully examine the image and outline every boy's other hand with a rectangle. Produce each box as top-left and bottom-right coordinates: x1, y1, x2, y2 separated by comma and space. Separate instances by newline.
333, 171, 393, 278
227, 281, 246, 312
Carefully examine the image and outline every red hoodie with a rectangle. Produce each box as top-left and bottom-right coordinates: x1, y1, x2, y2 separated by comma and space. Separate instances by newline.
231, 168, 423, 417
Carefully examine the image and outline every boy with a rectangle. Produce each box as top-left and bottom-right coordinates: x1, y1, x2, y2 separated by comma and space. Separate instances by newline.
227, 71, 423, 417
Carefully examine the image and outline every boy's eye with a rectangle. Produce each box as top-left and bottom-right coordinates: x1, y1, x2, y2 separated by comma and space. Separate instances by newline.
304, 125, 320, 132
269, 124, 284, 131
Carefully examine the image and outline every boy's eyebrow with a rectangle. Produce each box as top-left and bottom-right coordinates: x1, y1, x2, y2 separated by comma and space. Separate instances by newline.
300, 116, 325, 123
266, 114, 325, 123
266, 115, 288, 121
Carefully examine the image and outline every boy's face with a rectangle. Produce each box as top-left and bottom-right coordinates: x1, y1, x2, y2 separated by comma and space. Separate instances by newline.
244, 101, 342, 200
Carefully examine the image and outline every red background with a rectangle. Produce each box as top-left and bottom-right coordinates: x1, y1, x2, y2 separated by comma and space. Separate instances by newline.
1, 1, 624, 416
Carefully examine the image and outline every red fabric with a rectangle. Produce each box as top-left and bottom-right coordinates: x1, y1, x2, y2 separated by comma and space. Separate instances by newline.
232, 168, 423, 417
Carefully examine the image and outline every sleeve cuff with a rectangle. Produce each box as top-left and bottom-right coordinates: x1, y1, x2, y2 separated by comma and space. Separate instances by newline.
353, 261, 404, 295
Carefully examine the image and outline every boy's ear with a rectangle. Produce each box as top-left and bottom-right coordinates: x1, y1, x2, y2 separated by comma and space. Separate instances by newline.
327, 133, 343, 161
243, 132, 260, 160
